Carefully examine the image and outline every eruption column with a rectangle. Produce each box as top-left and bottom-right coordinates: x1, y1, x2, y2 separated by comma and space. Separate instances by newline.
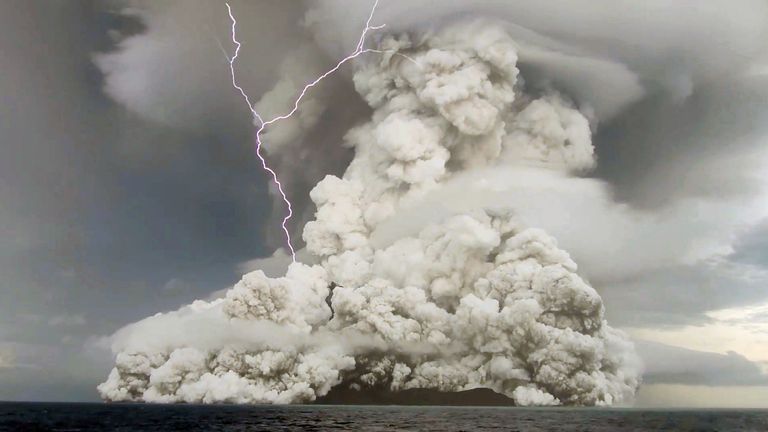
225, 0, 384, 262
100, 17, 641, 406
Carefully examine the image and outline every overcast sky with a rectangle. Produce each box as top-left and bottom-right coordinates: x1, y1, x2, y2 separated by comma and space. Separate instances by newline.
2, 0, 768, 406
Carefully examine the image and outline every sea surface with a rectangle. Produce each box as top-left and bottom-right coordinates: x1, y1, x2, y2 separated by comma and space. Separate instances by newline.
1, 402, 767, 431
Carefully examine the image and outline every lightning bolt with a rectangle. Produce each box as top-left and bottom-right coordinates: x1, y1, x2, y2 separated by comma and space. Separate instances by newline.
226, 0, 415, 263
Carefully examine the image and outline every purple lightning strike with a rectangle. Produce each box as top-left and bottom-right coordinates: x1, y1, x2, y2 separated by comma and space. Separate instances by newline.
225, 0, 384, 263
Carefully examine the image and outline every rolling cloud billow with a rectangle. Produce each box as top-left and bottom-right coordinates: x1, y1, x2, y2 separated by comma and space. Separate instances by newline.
99, 19, 643, 406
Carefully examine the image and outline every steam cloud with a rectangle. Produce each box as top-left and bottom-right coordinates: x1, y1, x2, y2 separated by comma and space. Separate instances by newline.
99, 19, 643, 406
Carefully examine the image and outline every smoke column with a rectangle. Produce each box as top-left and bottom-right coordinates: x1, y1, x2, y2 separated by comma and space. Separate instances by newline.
98, 10, 641, 406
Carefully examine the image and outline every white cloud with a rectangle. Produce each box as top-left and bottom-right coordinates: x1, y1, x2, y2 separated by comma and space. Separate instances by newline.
371, 165, 768, 284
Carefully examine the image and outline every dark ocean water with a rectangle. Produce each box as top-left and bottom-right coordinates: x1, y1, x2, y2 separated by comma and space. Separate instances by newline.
1, 402, 767, 431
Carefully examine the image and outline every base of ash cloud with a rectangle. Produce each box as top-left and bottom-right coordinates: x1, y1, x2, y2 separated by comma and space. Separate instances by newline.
316, 385, 516, 406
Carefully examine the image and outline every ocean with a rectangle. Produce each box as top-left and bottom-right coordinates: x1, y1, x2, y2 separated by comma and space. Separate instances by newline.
1, 402, 767, 431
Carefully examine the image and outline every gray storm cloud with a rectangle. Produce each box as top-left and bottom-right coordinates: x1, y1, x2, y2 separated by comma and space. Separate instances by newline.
99, 19, 643, 406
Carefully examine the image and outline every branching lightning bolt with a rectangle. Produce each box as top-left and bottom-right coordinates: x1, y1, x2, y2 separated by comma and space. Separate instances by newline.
225, 0, 416, 263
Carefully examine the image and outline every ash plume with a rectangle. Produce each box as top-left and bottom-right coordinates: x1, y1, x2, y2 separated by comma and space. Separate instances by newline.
99, 19, 642, 406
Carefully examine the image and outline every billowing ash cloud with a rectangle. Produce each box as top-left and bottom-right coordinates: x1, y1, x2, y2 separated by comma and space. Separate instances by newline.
99, 20, 641, 406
